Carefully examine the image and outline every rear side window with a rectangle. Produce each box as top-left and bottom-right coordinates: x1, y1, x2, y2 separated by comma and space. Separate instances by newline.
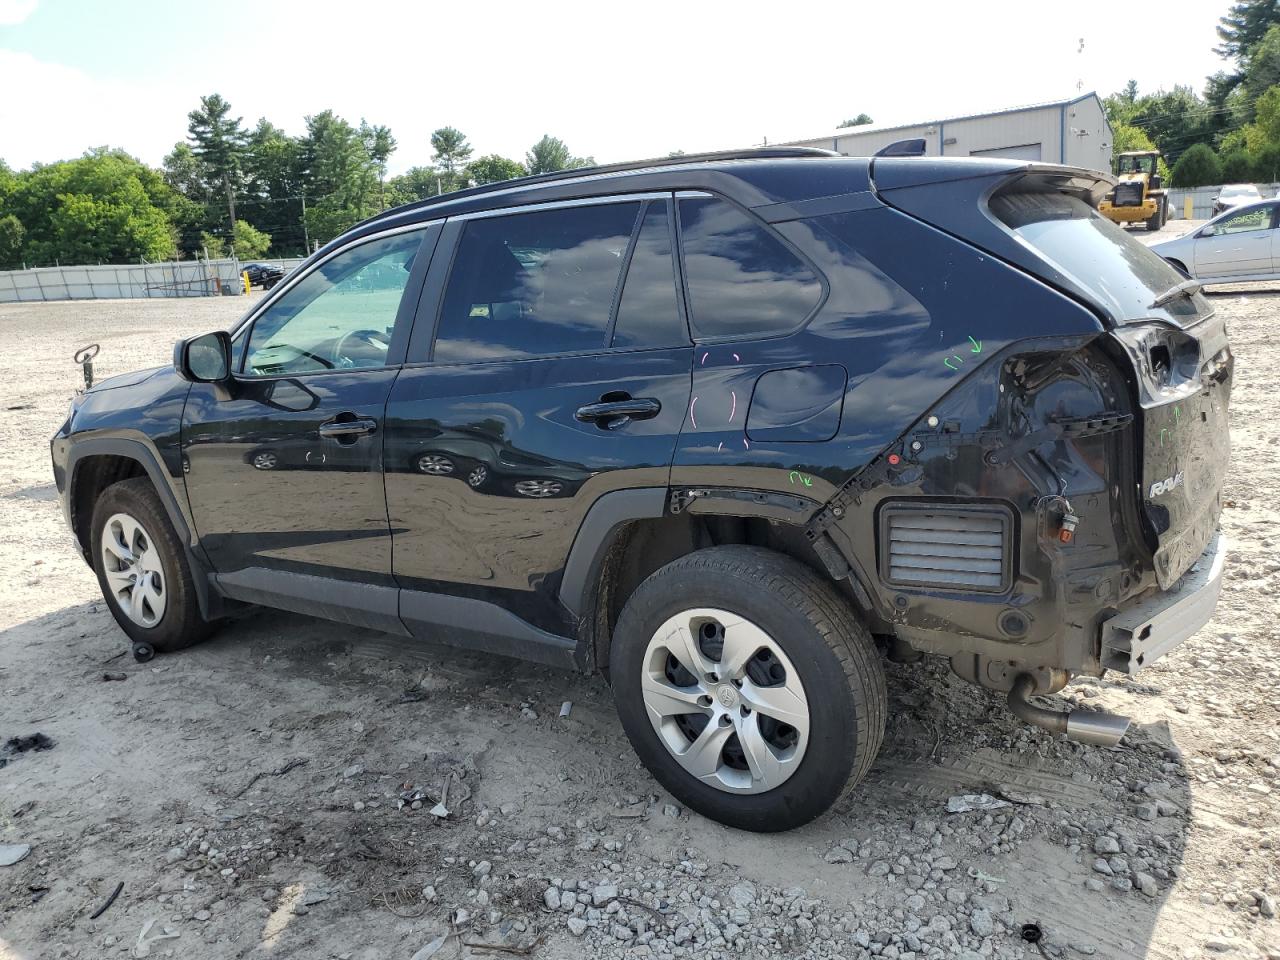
434, 202, 640, 362
611, 200, 687, 348
677, 196, 822, 340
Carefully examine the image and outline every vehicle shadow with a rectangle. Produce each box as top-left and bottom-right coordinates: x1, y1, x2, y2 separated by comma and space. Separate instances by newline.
0, 602, 1193, 960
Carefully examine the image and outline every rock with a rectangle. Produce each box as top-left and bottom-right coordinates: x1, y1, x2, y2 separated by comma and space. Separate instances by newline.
728, 882, 757, 908
353, 801, 365, 811
1205, 937, 1239, 953
1093, 836, 1121, 855
0, 844, 30, 867
342, 764, 363, 778
662, 804, 681, 818
1135, 803, 1157, 821
1260, 894, 1277, 919
1092, 858, 1113, 875
567, 917, 588, 937
473, 860, 491, 878
1155, 799, 1179, 817
823, 846, 854, 864
194, 910, 211, 921
410, 932, 450, 959
1085, 878, 1106, 892
969, 908, 995, 938
543, 887, 561, 911
946, 794, 1010, 814
1134, 872, 1158, 897
593, 884, 618, 906
610, 922, 634, 940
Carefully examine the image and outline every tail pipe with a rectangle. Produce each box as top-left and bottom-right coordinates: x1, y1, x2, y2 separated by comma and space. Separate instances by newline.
1007, 674, 1130, 746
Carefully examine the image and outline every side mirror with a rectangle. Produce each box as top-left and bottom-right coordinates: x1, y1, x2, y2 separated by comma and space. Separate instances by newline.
174, 330, 233, 383
1199, 225, 1217, 238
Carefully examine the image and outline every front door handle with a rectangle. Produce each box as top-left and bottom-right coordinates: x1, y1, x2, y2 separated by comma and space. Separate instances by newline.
575, 397, 661, 430
319, 416, 378, 438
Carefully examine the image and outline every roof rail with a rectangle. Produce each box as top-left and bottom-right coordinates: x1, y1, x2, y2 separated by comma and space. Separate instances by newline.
379, 147, 838, 221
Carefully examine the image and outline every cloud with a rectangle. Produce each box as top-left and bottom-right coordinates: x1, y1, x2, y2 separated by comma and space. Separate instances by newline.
0, 0, 36, 25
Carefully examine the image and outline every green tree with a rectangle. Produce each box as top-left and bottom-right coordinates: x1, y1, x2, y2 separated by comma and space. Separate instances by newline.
299, 110, 381, 243
466, 154, 526, 185
231, 219, 271, 259
1169, 143, 1223, 187
1128, 86, 1216, 164
199, 230, 226, 257
386, 166, 443, 205
361, 121, 397, 210
837, 113, 873, 128
1216, 0, 1280, 62
240, 119, 306, 255
430, 126, 472, 176
0, 213, 25, 269
525, 135, 592, 175
1240, 24, 1280, 109
1220, 149, 1254, 181
6, 150, 179, 264
186, 94, 247, 242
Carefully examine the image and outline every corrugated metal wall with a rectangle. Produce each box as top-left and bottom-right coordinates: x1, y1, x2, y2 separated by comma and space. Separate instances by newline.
0, 258, 305, 303
1166, 184, 1280, 220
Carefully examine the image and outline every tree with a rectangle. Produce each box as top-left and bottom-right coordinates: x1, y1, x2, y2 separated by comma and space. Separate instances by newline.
4, 150, 179, 264
361, 121, 396, 210
1220, 148, 1254, 182
466, 154, 525, 185
1127, 86, 1216, 165
298, 110, 381, 243
1169, 143, 1223, 187
241, 119, 305, 255
0, 214, 24, 269
1240, 25, 1280, 109
231, 219, 271, 259
837, 114, 873, 128
430, 126, 472, 175
187, 94, 247, 243
525, 135, 592, 175
1216, 0, 1280, 63
386, 166, 443, 205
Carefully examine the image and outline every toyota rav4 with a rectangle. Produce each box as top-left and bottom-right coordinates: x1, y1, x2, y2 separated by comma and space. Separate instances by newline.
52, 149, 1231, 831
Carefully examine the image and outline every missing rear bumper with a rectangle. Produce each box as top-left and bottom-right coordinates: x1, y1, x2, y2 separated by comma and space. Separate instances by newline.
1100, 532, 1228, 674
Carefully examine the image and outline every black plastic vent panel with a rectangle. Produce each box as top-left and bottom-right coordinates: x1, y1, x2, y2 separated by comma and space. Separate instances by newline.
880, 503, 1012, 592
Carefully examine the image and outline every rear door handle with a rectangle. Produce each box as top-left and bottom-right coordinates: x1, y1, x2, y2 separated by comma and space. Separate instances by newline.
319, 416, 378, 438
575, 397, 661, 430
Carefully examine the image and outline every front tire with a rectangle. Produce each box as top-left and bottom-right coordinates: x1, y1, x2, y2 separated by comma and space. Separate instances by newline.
91, 478, 213, 653
609, 546, 886, 832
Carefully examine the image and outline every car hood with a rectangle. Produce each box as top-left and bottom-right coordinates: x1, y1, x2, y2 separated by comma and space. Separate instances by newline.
87, 365, 168, 393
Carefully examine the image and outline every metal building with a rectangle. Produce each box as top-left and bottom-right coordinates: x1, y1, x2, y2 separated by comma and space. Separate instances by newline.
784, 93, 1112, 173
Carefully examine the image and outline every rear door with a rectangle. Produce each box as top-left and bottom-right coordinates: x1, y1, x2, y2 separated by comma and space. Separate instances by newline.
384, 196, 693, 636
1193, 203, 1276, 279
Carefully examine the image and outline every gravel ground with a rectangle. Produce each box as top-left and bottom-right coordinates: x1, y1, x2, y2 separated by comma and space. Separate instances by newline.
0, 288, 1277, 960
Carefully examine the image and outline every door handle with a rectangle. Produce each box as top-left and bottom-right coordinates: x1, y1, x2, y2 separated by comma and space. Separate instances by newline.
319, 416, 378, 438
575, 397, 661, 430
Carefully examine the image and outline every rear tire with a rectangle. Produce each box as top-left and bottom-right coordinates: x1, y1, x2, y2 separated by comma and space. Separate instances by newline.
609, 545, 886, 832
90, 477, 214, 653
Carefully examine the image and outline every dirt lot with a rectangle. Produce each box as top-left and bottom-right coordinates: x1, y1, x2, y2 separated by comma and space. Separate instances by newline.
0, 288, 1277, 960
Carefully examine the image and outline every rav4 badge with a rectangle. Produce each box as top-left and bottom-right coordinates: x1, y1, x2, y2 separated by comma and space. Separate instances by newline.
1149, 471, 1184, 498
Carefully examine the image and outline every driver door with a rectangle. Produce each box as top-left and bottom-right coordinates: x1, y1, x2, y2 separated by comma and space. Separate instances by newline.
1194, 204, 1276, 279
181, 225, 438, 627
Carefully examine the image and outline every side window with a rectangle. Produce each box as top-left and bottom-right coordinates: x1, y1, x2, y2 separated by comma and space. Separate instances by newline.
611, 200, 688, 349
434, 202, 640, 362
1212, 206, 1272, 236
678, 196, 822, 340
243, 230, 425, 376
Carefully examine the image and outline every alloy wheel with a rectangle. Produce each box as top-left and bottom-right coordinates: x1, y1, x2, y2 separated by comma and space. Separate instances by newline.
252, 451, 278, 470
515, 479, 561, 498
100, 512, 167, 628
640, 608, 809, 795
416, 454, 454, 475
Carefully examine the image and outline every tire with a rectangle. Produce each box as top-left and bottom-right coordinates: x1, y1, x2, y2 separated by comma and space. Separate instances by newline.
90, 477, 214, 653
1145, 202, 1163, 231
609, 545, 886, 832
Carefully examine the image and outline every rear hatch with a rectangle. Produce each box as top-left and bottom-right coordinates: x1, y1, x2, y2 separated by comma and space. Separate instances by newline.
872, 159, 1231, 588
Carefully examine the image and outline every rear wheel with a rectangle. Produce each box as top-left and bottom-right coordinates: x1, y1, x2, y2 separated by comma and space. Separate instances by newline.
609, 546, 886, 831
1146, 198, 1166, 231
90, 478, 214, 653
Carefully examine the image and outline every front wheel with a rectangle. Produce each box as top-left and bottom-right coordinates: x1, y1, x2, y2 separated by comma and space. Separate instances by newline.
91, 477, 214, 653
609, 546, 886, 832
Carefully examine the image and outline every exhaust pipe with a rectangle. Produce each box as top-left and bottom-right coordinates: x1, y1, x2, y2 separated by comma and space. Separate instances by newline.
1007, 674, 1130, 747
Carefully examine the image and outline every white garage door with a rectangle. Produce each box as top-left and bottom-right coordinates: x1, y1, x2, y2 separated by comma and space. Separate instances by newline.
969, 143, 1043, 161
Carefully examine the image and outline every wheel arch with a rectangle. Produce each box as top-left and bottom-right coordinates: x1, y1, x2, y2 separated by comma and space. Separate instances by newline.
562, 488, 867, 675
66, 438, 219, 619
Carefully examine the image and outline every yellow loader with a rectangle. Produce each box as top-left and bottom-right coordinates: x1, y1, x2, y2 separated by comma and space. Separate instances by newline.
1098, 150, 1169, 231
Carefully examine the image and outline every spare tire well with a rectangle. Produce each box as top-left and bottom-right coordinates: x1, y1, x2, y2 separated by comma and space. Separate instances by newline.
71, 455, 148, 559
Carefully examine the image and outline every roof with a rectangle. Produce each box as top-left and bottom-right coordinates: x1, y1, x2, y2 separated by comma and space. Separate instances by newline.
783, 92, 1106, 145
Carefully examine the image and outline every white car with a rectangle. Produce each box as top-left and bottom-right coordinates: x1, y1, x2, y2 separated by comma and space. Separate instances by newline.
1212, 183, 1262, 215
1149, 199, 1280, 284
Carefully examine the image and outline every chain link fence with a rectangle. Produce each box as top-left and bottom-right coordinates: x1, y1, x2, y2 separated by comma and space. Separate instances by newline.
0, 257, 306, 303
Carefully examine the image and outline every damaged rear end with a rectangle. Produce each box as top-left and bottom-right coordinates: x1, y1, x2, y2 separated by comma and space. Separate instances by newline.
809, 159, 1231, 742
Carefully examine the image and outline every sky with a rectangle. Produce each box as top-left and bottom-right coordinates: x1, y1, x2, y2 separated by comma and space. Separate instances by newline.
0, 0, 1231, 176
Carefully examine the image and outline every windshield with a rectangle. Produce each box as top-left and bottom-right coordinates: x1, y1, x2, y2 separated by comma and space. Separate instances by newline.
989, 191, 1211, 326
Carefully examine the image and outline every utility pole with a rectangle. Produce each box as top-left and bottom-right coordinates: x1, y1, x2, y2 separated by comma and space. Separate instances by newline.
224, 174, 236, 247
301, 186, 310, 256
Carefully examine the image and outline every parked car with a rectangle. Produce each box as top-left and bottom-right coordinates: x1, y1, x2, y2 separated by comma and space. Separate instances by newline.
242, 262, 286, 290
1150, 199, 1280, 283
1211, 183, 1262, 216
52, 149, 1231, 832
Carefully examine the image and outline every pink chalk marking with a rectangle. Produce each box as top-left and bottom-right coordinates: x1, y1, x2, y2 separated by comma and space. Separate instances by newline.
729, 390, 737, 422
689, 396, 698, 429
700, 352, 709, 365
732, 353, 740, 362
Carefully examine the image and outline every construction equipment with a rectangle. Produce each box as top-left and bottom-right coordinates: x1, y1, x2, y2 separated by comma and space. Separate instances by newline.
1099, 151, 1169, 231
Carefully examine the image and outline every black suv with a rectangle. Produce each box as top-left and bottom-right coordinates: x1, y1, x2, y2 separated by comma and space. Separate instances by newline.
52, 149, 1231, 831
